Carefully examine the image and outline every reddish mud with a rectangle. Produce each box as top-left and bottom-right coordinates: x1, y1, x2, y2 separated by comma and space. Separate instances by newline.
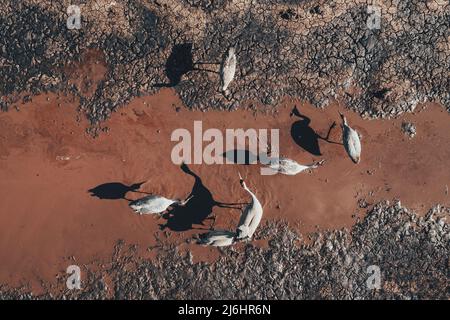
1, 89, 450, 292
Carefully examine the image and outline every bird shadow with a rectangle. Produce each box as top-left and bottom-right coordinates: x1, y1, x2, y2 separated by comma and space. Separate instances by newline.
290, 106, 338, 155
221, 149, 273, 166
154, 43, 194, 88
154, 43, 219, 88
88, 181, 148, 201
159, 163, 244, 232
221, 149, 259, 165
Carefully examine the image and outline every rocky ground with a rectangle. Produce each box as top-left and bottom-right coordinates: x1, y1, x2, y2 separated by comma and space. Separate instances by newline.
0, 0, 449, 134
0, 0, 449, 299
0, 202, 448, 299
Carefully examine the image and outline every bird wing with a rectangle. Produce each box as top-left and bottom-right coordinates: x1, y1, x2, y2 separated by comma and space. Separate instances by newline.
210, 236, 234, 247
347, 127, 361, 159
237, 195, 263, 239
237, 205, 254, 229
129, 195, 155, 208
281, 158, 309, 174
246, 202, 263, 237
343, 126, 361, 161
129, 195, 174, 214
155, 197, 177, 211
221, 53, 236, 89
269, 158, 308, 175
199, 230, 235, 246
349, 128, 361, 154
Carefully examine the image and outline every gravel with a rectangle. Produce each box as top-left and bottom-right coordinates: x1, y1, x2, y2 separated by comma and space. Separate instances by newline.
401, 121, 417, 138
0, 202, 448, 300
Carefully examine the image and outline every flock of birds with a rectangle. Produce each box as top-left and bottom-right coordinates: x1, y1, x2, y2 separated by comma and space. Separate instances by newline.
128, 46, 362, 247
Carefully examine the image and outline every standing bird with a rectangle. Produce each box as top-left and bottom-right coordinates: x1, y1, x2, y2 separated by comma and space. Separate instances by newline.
236, 173, 263, 240
339, 112, 361, 164
197, 230, 237, 247
129, 194, 193, 215
266, 158, 325, 175
220, 46, 237, 96
257, 134, 325, 175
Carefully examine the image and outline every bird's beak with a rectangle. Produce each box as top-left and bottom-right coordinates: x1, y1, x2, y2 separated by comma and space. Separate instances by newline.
238, 172, 245, 186
181, 195, 194, 205
338, 111, 347, 126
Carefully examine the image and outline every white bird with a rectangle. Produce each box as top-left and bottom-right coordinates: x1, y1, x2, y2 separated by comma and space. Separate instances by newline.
220, 46, 237, 95
129, 195, 193, 215
266, 158, 325, 175
197, 230, 236, 247
236, 173, 263, 240
339, 112, 361, 164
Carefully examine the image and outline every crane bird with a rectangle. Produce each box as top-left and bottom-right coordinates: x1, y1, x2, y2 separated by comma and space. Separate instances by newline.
197, 230, 237, 247
129, 195, 193, 215
339, 112, 361, 164
257, 134, 325, 175
266, 158, 325, 175
236, 173, 263, 240
220, 46, 237, 95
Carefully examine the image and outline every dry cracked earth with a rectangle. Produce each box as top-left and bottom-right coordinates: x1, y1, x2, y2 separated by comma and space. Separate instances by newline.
0, 0, 449, 299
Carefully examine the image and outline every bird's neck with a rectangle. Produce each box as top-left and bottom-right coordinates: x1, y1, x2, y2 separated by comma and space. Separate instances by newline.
244, 188, 257, 203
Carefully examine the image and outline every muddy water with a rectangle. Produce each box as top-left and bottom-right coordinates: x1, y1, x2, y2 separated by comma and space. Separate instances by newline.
0, 88, 449, 292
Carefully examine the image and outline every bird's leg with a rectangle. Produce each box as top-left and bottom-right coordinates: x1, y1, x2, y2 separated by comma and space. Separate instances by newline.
215, 199, 249, 206
133, 190, 151, 195
161, 212, 168, 219
192, 61, 220, 74
308, 159, 325, 170
317, 121, 336, 140
190, 226, 212, 231
222, 89, 232, 99
315, 159, 326, 166
194, 61, 221, 65
192, 67, 219, 74
325, 121, 337, 140
210, 215, 216, 229
215, 201, 246, 210
179, 195, 194, 206
318, 121, 342, 145
158, 223, 167, 231
236, 235, 250, 242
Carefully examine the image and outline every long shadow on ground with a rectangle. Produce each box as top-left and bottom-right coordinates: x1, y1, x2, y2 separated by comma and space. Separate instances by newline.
159, 163, 244, 232
290, 106, 338, 155
88, 181, 147, 201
